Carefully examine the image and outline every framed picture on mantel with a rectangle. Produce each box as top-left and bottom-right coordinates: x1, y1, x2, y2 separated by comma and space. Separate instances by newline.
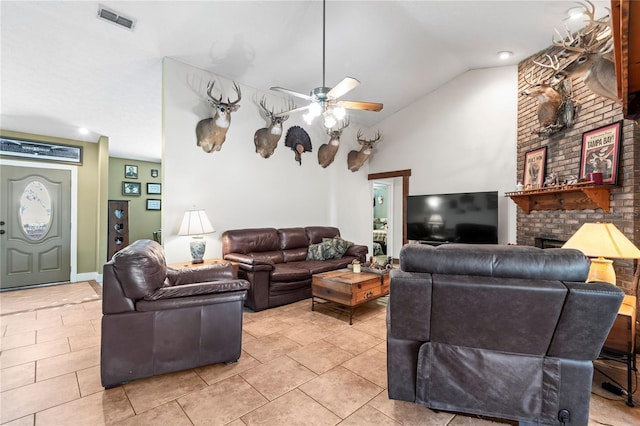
523, 147, 546, 190
579, 121, 622, 185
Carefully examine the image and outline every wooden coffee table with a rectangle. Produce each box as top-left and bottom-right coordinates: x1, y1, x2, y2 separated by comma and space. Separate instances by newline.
312, 269, 390, 324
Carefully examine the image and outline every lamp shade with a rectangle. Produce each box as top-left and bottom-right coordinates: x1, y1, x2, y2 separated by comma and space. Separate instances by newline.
562, 223, 640, 259
177, 210, 215, 236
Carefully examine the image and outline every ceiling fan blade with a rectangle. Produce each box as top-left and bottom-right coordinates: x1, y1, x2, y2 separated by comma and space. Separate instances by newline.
327, 77, 360, 99
339, 100, 383, 112
270, 86, 314, 102
274, 104, 311, 117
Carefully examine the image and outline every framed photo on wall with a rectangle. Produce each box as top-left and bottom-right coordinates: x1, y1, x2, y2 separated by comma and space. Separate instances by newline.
122, 181, 141, 196
579, 121, 622, 185
146, 199, 161, 210
146, 183, 161, 194
124, 164, 138, 179
523, 147, 547, 190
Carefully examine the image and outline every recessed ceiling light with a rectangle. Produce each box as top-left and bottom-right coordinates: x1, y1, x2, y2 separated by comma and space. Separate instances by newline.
498, 51, 513, 60
78, 127, 89, 135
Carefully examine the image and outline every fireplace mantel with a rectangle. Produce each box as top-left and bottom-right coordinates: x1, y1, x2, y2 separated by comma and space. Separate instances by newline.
506, 185, 611, 214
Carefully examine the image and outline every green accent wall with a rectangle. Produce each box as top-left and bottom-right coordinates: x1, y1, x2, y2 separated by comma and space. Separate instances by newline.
108, 157, 162, 244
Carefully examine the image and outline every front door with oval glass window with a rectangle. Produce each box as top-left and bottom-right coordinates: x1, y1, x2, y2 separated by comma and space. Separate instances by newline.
1, 165, 71, 289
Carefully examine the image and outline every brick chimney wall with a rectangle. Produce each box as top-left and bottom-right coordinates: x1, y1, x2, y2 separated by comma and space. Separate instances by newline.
517, 48, 639, 296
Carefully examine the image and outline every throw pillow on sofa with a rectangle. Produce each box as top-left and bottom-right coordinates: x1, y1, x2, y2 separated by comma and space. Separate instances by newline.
307, 239, 340, 260
322, 236, 354, 258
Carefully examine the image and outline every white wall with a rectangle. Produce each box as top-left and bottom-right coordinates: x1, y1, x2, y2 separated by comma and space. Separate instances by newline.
370, 66, 519, 245
162, 59, 518, 264
162, 58, 373, 263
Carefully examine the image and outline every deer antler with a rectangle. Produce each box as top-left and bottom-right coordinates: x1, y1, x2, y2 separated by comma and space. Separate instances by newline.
227, 81, 241, 106
205, 81, 222, 108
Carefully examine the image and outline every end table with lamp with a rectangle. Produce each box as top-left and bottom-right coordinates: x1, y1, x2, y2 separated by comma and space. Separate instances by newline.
563, 222, 640, 407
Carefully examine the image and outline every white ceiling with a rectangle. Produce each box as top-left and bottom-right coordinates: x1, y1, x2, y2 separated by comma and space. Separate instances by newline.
0, 0, 609, 162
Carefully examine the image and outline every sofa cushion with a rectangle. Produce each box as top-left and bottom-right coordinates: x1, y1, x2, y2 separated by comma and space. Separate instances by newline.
283, 247, 308, 263
305, 226, 340, 244
112, 239, 166, 299
292, 259, 351, 274
251, 251, 284, 264
278, 228, 309, 250
270, 263, 311, 281
222, 228, 280, 255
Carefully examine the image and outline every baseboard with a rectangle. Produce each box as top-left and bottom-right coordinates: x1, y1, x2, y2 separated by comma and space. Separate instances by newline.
75, 272, 102, 283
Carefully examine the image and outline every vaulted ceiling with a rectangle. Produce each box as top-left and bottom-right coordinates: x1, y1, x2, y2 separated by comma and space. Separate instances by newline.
0, 1, 610, 162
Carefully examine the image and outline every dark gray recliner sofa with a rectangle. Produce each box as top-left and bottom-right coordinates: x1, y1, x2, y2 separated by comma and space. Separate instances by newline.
387, 243, 624, 425
101, 239, 249, 388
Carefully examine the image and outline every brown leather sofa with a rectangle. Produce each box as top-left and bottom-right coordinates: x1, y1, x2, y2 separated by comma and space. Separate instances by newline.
101, 239, 249, 388
387, 243, 624, 425
222, 226, 367, 311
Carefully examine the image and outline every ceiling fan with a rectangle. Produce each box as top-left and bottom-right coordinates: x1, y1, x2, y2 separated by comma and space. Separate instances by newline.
270, 0, 383, 128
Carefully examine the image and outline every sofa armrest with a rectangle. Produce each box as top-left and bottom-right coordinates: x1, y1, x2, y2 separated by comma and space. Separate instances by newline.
389, 270, 433, 342
144, 279, 250, 301
166, 263, 234, 285
345, 244, 368, 262
224, 253, 274, 272
137, 290, 248, 311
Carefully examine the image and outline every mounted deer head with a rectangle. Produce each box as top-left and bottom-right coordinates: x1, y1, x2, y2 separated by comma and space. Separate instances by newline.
317, 118, 350, 168
521, 55, 563, 128
253, 97, 295, 158
195, 80, 242, 153
553, 1, 618, 103
347, 129, 381, 172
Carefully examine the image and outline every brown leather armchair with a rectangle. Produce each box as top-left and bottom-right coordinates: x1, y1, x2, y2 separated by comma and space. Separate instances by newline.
387, 243, 624, 425
101, 239, 249, 388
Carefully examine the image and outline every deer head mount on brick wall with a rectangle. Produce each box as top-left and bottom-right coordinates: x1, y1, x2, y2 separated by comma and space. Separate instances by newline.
521, 55, 577, 138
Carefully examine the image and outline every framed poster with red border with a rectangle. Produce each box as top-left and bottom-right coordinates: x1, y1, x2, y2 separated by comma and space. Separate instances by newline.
579, 121, 622, 185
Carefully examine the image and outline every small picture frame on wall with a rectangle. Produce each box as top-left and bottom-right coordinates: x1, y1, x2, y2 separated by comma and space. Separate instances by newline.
124, 164, 138, 179
122, 181, 141, 196
146, 199, 161, 210
147, 183, 161, 194
579, 121, 622, 185
523, 147, 547, 190
150, 169, 159, 178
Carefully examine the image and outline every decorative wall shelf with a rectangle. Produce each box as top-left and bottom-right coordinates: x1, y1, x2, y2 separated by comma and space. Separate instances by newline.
505, 183, 611, 214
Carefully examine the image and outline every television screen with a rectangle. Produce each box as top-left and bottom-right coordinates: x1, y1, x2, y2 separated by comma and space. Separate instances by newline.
407, 191, 498, 244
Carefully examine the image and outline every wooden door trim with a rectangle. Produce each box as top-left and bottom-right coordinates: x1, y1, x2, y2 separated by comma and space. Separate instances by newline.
368, 169, 411, 245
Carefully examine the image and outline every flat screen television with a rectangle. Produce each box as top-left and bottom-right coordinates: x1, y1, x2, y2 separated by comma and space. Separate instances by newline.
406, 191, 498, 244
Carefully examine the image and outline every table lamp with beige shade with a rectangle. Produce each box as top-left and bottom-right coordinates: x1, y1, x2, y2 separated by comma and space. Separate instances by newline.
178, 209, 215, 264
562, 222, 640, 284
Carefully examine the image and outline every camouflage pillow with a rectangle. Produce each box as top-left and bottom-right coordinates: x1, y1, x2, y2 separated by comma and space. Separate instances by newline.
307, 239, 340, 260
322, 236, 354, 258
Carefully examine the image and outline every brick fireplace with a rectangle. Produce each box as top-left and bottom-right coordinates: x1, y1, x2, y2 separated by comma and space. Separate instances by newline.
517, 48, 639, 296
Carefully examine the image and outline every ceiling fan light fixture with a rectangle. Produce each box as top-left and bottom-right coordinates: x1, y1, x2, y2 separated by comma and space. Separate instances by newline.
332, 105, 346, 120
303, 112, 314, 125
323, 114, 337, 129
309, 102, 322, 117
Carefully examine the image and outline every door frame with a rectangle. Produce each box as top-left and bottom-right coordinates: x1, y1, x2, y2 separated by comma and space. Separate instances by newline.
368, 169, 411, 247
371, 180, 394, 258
0, 158, 78, 282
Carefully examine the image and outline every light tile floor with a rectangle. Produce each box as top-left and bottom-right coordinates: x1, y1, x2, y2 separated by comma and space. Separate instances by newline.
1, 282, 639, 425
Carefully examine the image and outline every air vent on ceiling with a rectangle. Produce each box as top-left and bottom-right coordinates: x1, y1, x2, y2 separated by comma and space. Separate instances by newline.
97, 5, 136, 31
